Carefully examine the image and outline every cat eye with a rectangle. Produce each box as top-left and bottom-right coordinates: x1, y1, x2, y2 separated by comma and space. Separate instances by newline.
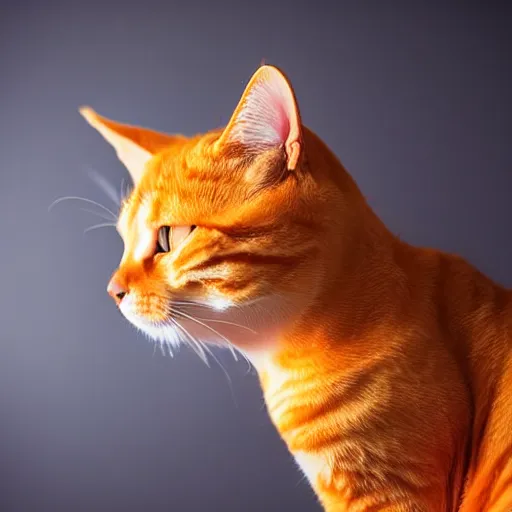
156, 225, 196, 254
157, 226, 171, 253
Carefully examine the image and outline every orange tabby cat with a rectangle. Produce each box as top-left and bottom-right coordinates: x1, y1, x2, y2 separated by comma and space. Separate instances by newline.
80, 65, 512, 511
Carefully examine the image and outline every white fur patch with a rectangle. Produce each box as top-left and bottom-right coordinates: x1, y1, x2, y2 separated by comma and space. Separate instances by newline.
209, 297, 232, 312
132, 201, 154, 261
294, 450, 332, 488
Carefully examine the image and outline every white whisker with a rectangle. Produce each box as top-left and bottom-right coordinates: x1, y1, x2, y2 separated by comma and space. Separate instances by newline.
169, 306, 239, 362
170, 318, 209, 365
158, 341, 167, 357
83, 222, 117, 234
172, 318, 237, 406
79, 207, 117, 222
86, 167, 121, 206
193, 317, 258, 334
48, 195, 118, 221
120, 177, 132, 202
171, 300, 257, 333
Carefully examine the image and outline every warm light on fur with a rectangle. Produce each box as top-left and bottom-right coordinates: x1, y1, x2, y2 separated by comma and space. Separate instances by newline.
80, 65, 512, 511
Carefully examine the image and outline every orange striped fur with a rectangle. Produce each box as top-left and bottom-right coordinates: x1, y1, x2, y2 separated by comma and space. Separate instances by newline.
80, 65, 512, 511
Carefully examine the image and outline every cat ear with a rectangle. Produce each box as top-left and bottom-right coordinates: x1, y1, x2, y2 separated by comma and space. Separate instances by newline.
79, 107, 179, 185
215, 65, 303, 171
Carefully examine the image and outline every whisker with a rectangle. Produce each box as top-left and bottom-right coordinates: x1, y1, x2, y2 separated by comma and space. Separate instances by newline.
171, 319, 209, 365
170, 300, 250, 324
120, 177, 132, 202
83, 222, 117, 234
168, 300, 257, 368
153, 326, 174, 357
171, 300, 257, 333
172, 318, 237, 407
159, 341, 168, 357
164, 336, 174, 357
197, 342, 238, 408
193, 317, 257, 334
86, 167, 120, 206
48, 196, 118, 221
172, 297, 265, 322
79, 207, 117, 222
172, 299, 245, 312
168, 306, 239, 362
168, 307, 231, 345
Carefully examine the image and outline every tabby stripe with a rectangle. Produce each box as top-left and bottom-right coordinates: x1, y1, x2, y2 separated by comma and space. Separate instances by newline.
270, 366, 384, 435
188, 252, 301, 273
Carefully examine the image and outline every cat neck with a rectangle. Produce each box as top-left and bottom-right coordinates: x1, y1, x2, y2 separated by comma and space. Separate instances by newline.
246, 232, 408, 375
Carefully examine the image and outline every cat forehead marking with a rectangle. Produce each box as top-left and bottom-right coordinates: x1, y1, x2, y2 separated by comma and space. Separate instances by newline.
119, 199, 155, 263
132, 201, 155, 262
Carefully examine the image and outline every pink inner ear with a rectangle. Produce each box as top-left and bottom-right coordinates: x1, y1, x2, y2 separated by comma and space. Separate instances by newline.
228, 68, 299, 152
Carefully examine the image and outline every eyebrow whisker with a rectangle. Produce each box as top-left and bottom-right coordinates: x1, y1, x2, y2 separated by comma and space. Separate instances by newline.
48, 195, 118, 221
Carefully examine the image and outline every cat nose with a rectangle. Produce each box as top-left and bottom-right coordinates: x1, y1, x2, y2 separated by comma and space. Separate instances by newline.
107, 276, 128, 305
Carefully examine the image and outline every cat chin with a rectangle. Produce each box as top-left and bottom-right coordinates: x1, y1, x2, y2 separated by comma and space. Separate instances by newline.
118, 299, 180, 347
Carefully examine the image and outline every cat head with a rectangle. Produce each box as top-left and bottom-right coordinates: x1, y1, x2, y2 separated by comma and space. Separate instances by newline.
80, 65, 350, 356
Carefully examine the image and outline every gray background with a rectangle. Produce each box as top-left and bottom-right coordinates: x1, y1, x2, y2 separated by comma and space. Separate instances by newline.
1, 1, 511, 511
